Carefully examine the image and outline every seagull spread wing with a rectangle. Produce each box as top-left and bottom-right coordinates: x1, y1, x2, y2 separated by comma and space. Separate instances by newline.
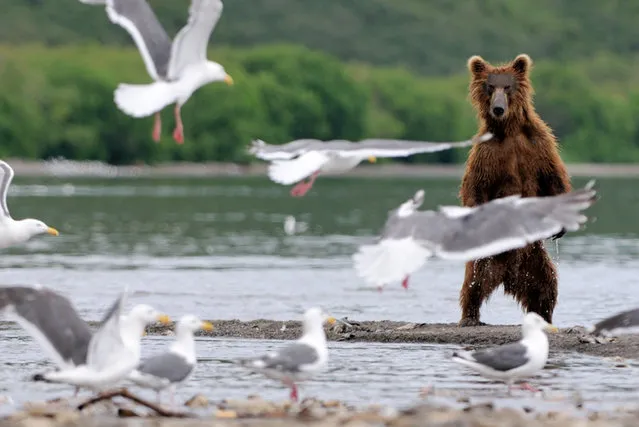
434, 182, 597, 261
337, 133, 493, 158
105, 0, 172, 80
0, 161, 14, 219
0, 286, 92, 369
249, 139, 317, 161
87, 292, 128, 372
167, 0, 223, 80
267, 151, 330, 185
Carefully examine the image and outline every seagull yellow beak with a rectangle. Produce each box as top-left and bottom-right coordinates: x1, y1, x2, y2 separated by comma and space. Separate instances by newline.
326, 316, 337, 325
201, 321, 214, 332
368, 156, 377, 163
142, 329, 147, 337
157, 314, 171, 325
224, 74, 234, 85
47, 227, 59, 236
545, 324, 559, 333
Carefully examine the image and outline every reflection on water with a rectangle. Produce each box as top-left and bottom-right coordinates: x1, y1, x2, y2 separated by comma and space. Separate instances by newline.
0, 175, 638, 411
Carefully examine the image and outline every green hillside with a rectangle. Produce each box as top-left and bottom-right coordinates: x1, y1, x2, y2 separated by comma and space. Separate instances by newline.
3, 0, 638, 75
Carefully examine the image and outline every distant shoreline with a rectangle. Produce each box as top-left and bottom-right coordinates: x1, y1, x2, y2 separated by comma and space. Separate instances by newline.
6, 159, 639, 179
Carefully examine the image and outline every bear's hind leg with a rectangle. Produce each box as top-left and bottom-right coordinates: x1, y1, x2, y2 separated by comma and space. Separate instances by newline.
512, 242, 558, 323
459, 257, 506, 327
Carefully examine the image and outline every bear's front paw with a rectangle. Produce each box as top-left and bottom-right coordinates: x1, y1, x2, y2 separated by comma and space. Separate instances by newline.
458, 318, 486, 327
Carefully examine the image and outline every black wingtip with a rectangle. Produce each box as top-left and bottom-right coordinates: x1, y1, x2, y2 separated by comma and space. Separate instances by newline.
32, 373, 47, 382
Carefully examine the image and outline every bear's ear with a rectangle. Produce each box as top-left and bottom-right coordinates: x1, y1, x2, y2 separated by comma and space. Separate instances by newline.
467, 55, 487, 77
512, 54, 532, 75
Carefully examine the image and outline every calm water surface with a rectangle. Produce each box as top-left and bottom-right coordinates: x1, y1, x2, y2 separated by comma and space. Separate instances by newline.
1, 175, 639, 412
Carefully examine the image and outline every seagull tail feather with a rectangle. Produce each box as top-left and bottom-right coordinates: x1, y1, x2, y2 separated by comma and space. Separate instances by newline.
114, 82, 178, 118
352, 239, 431, 287
451, 351, 476, 364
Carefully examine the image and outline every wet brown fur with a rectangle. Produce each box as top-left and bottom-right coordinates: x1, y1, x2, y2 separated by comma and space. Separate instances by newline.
458, 54, 572, 326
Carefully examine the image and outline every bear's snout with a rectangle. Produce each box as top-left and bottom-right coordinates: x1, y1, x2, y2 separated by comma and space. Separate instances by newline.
490, 90, 508, 119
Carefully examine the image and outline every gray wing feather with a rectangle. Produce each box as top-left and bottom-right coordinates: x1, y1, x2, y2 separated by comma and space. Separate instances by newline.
245, 343, 319, 372
591, 308, 639, 336
379, 182, 596, 258
137, 352, 194, 383
107, 0, 172, 80
0, 286, 92, 366
469, 342, 529, 372
435, 185, 596, 256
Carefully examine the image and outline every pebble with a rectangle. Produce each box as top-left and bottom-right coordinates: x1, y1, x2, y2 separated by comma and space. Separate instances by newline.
214, 409, 237, 419
185, 394, 209, 408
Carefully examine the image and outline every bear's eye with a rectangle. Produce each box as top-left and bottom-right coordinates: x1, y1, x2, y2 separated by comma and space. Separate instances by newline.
504, 85, 511, 91
486, 84, 495, 93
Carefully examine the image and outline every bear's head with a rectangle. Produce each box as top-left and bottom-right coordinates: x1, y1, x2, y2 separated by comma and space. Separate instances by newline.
467, 54, 533, 126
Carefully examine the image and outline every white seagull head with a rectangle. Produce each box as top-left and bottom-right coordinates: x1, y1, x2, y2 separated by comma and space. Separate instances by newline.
176, 314, 214, 334
522, 312, 558, 337
205, 61, 233, 86
14, 219, 59, 240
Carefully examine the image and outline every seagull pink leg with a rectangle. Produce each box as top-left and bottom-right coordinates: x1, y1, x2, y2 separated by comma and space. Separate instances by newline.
401, 276, 409, 290
518, 382, 540, 393
152, 112, 162, 142
289, 383, 299, 402
172, 104, 184, 145
290, 171, 320, 197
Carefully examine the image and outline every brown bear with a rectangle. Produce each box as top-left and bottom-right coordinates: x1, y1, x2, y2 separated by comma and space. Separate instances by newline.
457, 53, 571, 327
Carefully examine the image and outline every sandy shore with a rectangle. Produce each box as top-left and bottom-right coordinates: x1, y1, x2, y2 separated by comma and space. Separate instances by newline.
7, 158, 639, 178
137, 319, 633, 359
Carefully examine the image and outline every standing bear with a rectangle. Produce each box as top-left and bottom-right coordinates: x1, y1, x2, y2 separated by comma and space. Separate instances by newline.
458, 54, 571, 327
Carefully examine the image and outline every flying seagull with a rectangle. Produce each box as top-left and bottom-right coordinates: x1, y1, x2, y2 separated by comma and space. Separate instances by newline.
0, 285, 170, 393
234, 307, 337, 402
128, 315, 213, 406
0, 161, 59, 248
588, 308, 639, 337
452, 312, 558, 394
353, 181, 598, 290
80, 0, 233, 144
248, 133, 493, 197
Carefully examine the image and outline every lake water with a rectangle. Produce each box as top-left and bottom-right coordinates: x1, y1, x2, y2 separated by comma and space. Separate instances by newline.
0, 175, 638, 413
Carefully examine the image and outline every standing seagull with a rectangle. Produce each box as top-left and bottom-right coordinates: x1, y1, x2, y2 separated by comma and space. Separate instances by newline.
353, 181, 598, 289
80, 0, 233, 144
452, 312, 558, 394
0, 161, 59, 249
128, 315, 213, 406
235, 307, 336, 402
249, 133, 493, 197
